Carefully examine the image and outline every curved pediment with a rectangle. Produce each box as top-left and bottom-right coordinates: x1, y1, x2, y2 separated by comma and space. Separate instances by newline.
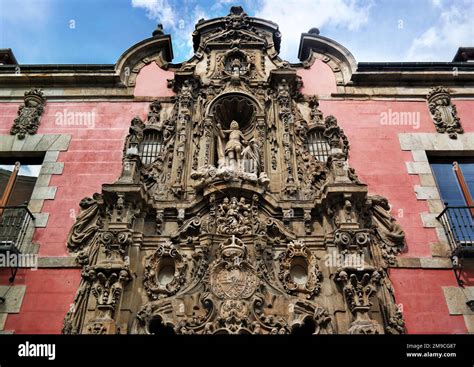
298, 31, 357, 86
115, 34, 173, 87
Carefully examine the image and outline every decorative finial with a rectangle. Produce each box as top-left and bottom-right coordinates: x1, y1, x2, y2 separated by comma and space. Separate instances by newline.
152, 23, 164, 37
230, 6, 244, 15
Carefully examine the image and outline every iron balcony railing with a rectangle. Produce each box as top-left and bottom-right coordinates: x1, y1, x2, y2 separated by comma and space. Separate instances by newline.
0, 205, 35, 282
436, 206, 474, 286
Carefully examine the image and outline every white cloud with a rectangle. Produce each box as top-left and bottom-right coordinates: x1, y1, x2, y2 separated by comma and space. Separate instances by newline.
406, 1, 474, 61
131, 0, 177, 30
255, 0, 374, 61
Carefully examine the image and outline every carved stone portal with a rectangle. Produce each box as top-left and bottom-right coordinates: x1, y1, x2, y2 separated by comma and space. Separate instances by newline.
63, 7, 406, 335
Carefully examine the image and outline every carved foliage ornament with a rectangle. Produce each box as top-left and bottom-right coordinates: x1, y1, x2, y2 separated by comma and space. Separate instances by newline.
335, 268, 383, 334
89, 268, 131, 313
10, 88, 46, 139
144, 241, 187, 300
427, 86, 463, 139
278, 240, 322, 298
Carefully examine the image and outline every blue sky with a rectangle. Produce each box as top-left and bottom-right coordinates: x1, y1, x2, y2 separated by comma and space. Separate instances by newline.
0, 0, 472, 65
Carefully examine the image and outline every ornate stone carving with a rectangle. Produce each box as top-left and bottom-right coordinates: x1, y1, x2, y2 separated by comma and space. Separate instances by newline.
335, 268, 383, 334
10, 88, 46, 139
84, 265, 131, 335
144, 241, 187, 300
308, 96, 324, 126
278, 240, 322, 299
64, 7, 406, 335
210, 236, 259, 300
334, 229, 371, 255
368, 195, 406, 267
427, 86, 463, 139
147, 100, 162, 125
216, 197, 253, 235
294, 107, 326, 199
90, 268, 131, 313
67, 194, 103, 252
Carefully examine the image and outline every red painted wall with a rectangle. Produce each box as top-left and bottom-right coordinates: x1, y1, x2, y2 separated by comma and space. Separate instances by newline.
0, 101, 152, 333
299, 60, 474, 333
0, 61, 473, 333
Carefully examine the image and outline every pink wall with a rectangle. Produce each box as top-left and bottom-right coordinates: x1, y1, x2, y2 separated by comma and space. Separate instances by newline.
0, 101, 151, 333
390, 269, 468, 333
316, 98, 474, 333
0, 101, 153, 258
0, 269, 80, 334
298, 60, 337, 96
134, 63, 175, 98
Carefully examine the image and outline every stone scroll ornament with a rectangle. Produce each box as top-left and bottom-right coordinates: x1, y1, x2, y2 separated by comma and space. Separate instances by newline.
427, 86, 463, 139
10, 88, 46, 139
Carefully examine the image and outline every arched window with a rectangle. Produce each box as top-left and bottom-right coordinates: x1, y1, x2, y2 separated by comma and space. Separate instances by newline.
306, 129, 330, 162
139, 129, 163, 165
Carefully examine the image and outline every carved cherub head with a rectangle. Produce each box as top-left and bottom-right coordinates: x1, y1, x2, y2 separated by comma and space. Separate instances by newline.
230, 120, 239, 130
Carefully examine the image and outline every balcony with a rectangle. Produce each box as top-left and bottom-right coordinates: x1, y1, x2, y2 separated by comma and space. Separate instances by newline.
0, 205, 35, 282
437, 206, 474, 286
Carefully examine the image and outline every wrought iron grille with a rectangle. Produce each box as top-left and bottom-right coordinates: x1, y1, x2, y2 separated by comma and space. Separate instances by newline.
139, 130, 163, 165
437, 206, 474, 286
0, 205, 35, 282
306, 129, 330, 162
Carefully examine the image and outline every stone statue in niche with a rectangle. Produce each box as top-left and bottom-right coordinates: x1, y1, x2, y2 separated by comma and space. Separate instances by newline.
242, 140, 260, 175
191, 119, 268, 189
216, 120, 247, 169
230, 58, 243, 84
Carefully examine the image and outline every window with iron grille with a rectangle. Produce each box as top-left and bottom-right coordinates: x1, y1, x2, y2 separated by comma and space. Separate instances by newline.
432, 157, 474, 286
0, 158, 40, 282
139, 130, 163, 165
306, 129, 330, 162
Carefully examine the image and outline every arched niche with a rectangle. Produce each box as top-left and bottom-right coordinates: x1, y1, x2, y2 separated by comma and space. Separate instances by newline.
205, 92, 264, 168
208, 92, 261, 132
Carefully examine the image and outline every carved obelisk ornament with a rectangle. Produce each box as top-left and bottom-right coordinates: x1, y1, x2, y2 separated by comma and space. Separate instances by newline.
63, 7, 406, 335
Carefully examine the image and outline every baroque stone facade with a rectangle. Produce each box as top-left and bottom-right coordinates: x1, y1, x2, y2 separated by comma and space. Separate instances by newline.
62, 7, 406, 335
